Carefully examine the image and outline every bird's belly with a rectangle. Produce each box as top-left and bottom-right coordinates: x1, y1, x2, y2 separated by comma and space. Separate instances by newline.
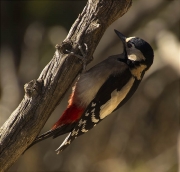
99, 77, 135, 119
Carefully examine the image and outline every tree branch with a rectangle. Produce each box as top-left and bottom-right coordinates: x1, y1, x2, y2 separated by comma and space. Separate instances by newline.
0, 0, 132, 171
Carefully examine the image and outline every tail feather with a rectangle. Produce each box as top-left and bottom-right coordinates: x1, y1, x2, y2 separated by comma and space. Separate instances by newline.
24, 103, 84, 153
55, 132, 72, 154
24, 123, 76, 153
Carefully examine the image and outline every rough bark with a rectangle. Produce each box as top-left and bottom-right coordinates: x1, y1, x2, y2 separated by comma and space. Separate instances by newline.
0, 0, 132, 171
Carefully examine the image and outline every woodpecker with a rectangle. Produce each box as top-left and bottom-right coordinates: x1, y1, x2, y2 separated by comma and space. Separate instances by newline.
27, 30, 154, 154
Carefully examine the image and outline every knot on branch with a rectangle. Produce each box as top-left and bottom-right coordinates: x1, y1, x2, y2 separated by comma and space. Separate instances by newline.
55, 40, 73, 55
24, 79, 43, 98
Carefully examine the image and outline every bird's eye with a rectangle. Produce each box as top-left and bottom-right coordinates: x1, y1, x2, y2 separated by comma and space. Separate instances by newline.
127, 42, 132, 48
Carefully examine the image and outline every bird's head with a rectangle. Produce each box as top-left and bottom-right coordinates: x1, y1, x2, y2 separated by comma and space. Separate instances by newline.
114, 29, 154, 80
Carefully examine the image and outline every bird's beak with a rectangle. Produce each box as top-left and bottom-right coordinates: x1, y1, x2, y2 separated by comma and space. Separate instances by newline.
114, 29, 126, 44
114, 30, 127, 56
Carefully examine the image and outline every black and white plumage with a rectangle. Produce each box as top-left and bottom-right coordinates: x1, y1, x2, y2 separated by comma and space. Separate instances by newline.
27, 30, 154, 154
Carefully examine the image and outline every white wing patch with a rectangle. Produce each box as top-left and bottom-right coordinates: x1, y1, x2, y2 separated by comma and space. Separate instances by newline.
81, 128, 88, 133
91, 108, 95, 113
78, 119, 87, 127
85, 112, 89, 116
71, 129, 79, 136
92, 102, 96, 107
77, 119, 88, 133
99, 77, 135, 119
91, 113, 99, 123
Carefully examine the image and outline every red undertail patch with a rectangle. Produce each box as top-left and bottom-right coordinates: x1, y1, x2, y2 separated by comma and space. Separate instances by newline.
52, 104, 84, 130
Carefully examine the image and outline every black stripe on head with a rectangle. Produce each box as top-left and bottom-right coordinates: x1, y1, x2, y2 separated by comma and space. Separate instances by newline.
129, 38, 154, 68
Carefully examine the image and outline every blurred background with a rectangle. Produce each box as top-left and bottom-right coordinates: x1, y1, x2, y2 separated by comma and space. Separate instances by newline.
0, 0, 179, 172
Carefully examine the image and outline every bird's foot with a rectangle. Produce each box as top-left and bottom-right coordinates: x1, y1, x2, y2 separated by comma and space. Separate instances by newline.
66, 42, 90, 72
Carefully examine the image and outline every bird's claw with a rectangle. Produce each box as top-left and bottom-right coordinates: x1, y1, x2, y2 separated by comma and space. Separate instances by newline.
66, 42, 89, 72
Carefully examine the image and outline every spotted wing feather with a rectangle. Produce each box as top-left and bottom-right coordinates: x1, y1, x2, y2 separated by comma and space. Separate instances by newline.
56, 64, 134, 153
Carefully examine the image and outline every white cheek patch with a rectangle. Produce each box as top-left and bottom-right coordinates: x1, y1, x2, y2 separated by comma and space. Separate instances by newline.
127, 46, 145, 62
128, 53, 145, 62
99, 77, 135, 119
128, 54, 140, 61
